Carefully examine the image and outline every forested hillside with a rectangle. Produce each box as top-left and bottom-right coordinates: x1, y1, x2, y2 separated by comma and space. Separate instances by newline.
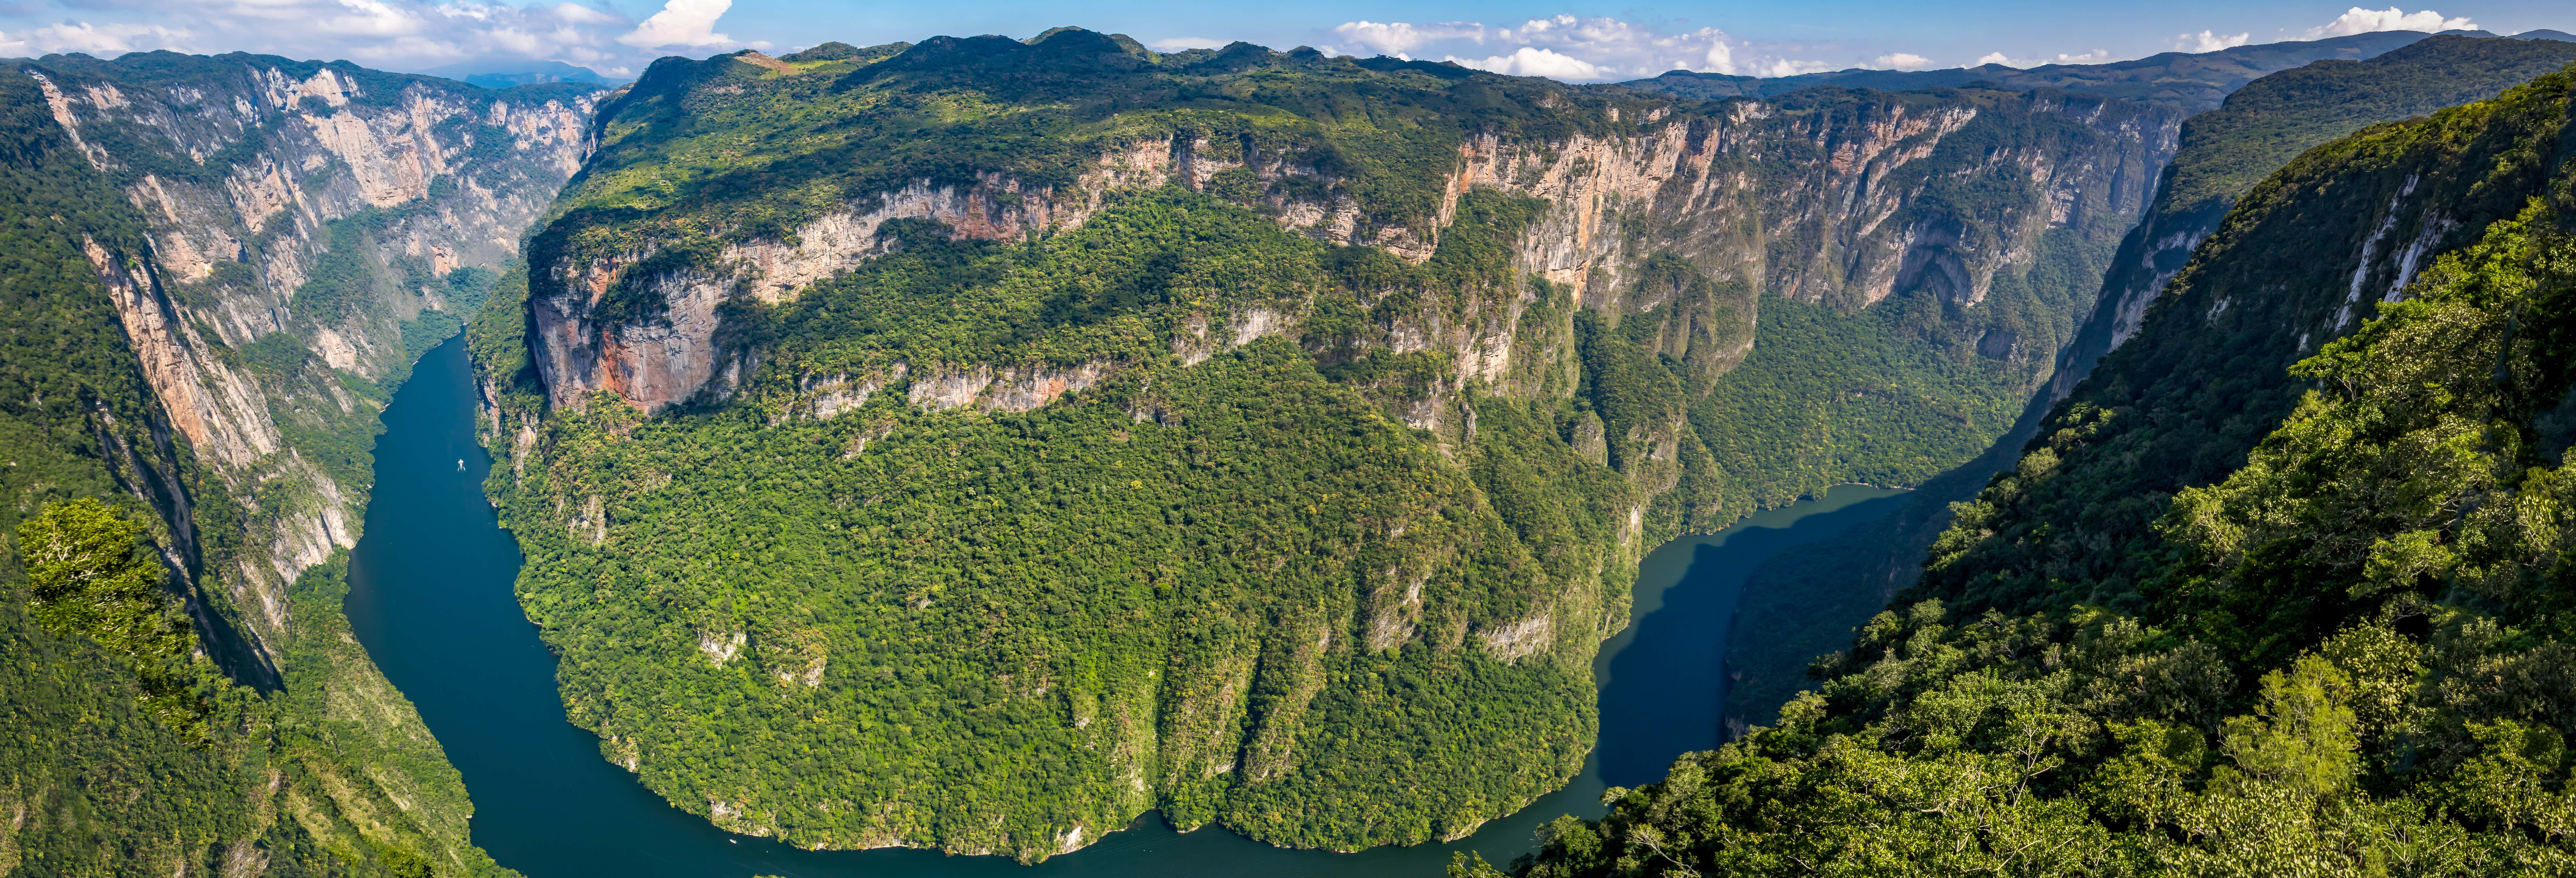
1485, 62, 2576, 876
1724, 32, 2576, 733
0, 50, 597, 876
2052, 33, 2576, 401
471, 28, 2176, 859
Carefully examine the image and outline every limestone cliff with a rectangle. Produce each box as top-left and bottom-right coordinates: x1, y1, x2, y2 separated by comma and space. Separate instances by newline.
533, 80, 2175, 423
27, 50, 594, 655
2046, 34, 2576, 401
1717, 33, 2576, 748
6, 49, 598, 876
478, 35, 2186, 860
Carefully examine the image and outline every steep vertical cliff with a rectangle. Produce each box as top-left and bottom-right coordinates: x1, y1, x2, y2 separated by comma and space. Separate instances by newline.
469, 31, 2178, 859
2050, 34, 2576, 401
1493, 61, 2576, 877
1, 49, 596, 876
25, 51, 594, 654
1722, 33, 2576, 734
520, 42, 2178, 507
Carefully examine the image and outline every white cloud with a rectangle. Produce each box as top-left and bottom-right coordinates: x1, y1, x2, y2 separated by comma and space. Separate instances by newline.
1451, 46, 1601, 79
0, 0, 663, 77
1973, 48, 2116, 69
1763, 58, 1833, 77
2306, 7, 2476, 38
1337, 14, 1837, 82
0, 22, 197, 55
1501, 14, 1737, 74
1871, 52, 1931, 70
547, 3, 620, 26
1332, 20, 1485, 56
619, 0, 762, 49
2175, 30, 2250, 52
1148, 36, 1229, 51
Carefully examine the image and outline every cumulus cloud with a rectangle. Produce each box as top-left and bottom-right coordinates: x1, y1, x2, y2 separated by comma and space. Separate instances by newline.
1974, 48, 2116, 69
0, 0, 785, 77
1148, 36, 1230, 51
1871, 52, 1931, 70
619, 0, 763, 49
1333, 14, 1846, 82
2306, 7, 2476, 38
0, 21, 197, 55
2175, 30, 2250, 52
1762, 58, 1834, 77
1332, 20, 1485, 56
1453, 46, 1601, 79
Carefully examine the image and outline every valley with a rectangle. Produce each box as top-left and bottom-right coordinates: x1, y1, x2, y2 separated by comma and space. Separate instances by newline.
1, 18, 2571, 878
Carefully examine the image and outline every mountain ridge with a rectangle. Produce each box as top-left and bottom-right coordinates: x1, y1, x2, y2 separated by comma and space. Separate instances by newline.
1616, 29, 2571, 111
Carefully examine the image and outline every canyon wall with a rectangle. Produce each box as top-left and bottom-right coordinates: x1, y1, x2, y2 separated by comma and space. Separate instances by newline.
5, 50, 598, 876
28, 51, 594, 658
481, 38, 2184, 860
533, 81, 2178, 422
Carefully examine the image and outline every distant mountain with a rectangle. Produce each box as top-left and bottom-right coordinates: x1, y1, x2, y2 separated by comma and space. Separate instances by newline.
421, 59, 620, 89
1618, 28, 2571, 111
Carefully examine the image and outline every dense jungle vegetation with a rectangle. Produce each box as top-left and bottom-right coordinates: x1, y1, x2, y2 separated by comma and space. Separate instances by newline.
2154, 35, 2576, 223
466, 25, 2208, 859
1722, 32, 2576, 733
1481, 64, 2576, 877
497, 184, 1638, 857
487, 31, 1686, 860
0, 61, 516, 877
529, 29, 1670, 290
1690, 224, 2117, 515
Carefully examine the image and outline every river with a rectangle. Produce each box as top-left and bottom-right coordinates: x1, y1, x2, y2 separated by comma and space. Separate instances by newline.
344, 335, 1906, 877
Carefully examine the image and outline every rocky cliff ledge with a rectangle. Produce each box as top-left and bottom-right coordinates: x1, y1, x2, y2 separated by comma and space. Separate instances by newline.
528, 58, 2178, 422
25, 51, 596, 657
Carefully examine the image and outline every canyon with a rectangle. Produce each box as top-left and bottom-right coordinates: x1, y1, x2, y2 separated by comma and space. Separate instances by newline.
473, 33, 2187, 859
8, 25, 2565, 876
0, 51, 596, 875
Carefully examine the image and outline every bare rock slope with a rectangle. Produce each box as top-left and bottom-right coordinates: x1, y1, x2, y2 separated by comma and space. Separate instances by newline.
2, 48, 597, 876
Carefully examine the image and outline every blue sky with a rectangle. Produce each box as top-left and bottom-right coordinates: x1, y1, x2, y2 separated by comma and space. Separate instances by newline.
2, 0, 2569, 81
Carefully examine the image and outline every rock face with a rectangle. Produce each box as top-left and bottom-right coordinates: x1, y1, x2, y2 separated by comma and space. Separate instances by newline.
2045, 33, 2576, 401
1503, 66, 2576, 875
533, 86, 2176, 418
26, 51, 596, 654
7, 50, 599, 875
489, 38, 2186, 861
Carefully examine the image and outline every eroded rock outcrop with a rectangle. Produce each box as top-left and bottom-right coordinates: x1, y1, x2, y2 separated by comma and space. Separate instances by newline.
26, 50, 597, 668
489, 39, 2191, 860
534, 89, 2176, 422
13, 49, 604, 878
2042, 33, 2576, 402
